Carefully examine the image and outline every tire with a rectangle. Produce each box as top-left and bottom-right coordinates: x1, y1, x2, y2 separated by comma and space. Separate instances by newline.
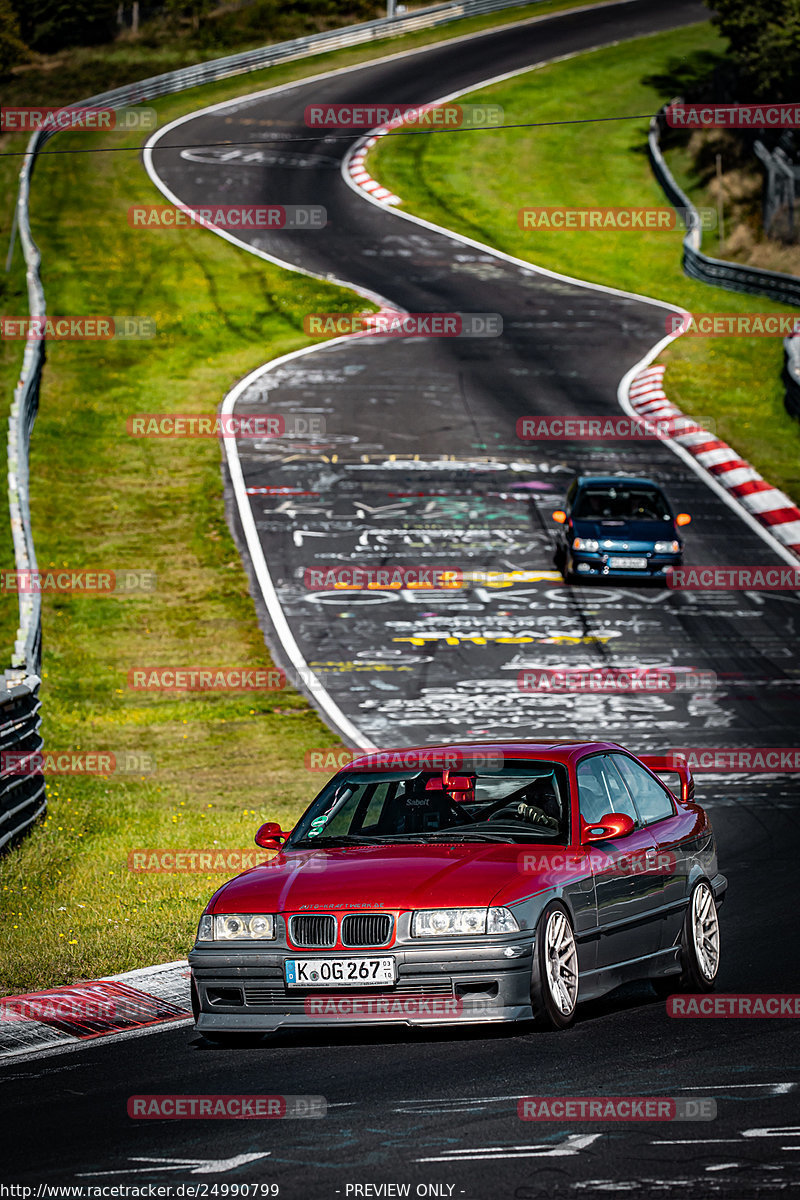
655, 879, 720, 995
531, 902, 579, 1030
554, 546, 574, 584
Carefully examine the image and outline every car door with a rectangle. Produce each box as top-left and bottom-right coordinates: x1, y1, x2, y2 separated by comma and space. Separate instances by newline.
576, 755, 664, 969
608, 752, 687, 951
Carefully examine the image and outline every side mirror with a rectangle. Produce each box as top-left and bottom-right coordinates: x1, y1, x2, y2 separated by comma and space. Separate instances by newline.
552, 510, 567, 524
255, 821, 289, 849
675, 513, 691, 527
582, 812, 635, 843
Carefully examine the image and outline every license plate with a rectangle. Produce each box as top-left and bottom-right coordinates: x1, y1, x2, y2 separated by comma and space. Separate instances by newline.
284, 957, 396, 988
608, 556, 647, 569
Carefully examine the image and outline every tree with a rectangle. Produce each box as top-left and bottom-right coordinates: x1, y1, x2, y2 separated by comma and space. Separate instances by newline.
0, 0, 28, 77
711, 0, 800, 101
10, 0, 119, 52
164, 0, 214, 33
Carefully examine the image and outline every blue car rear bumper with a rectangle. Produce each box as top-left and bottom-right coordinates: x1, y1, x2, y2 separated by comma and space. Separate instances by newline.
568, 552, 682, 580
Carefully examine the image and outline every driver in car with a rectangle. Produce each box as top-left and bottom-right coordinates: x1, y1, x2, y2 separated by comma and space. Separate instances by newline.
489, 777, 561, 831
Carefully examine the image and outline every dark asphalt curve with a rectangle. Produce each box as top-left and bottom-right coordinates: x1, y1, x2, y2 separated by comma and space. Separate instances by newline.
3, 5, 798, 1198
143, 0, 799, 756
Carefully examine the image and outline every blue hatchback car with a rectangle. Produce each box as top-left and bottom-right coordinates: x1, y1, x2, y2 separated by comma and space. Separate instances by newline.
552, 475, 691, 583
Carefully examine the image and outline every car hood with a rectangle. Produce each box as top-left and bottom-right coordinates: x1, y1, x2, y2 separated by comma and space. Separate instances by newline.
208, 842, 569, 913
572, 517, 675, 546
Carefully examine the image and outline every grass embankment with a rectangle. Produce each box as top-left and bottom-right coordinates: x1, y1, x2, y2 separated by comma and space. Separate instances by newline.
370, 22, 800, 504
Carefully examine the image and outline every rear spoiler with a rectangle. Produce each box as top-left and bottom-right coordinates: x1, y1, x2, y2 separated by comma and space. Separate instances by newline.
639, 755, 695, 803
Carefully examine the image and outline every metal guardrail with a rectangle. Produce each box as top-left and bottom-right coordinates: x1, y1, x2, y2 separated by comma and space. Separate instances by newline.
0, 674, 44, 850
648, 106, 800, 309
648, 105, 800, 425
8, 144, 44, 679
13, 0, 539, 118
3, 0, 535, 848
3, 142, 45, 846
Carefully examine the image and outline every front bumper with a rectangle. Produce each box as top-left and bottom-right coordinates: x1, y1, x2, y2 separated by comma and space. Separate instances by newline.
568, 551, 682, 581
190, 938, 534, 1032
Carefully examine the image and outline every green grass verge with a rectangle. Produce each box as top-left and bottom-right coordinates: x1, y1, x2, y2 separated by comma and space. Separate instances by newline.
370, 22, 800, 504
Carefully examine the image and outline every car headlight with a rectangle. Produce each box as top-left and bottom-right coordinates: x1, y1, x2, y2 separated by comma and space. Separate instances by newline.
487, 906, 520, 934
573, 537, 599, 552
654, 540, 680, 554
412, 906, 520, 937
195, 913, 275, 942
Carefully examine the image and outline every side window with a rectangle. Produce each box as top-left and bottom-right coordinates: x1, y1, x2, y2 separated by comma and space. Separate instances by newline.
611, 754, 675, 825
566, 480, 578, 511
577, 757, 638, 825
599, 757, 639, 823
577, 758, 612, 824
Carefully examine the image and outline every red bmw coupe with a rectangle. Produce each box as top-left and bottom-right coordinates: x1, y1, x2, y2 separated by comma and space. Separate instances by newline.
189, 741, 725, 1040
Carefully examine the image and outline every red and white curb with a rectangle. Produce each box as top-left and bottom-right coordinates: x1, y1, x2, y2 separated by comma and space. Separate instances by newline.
358, 303, 408, 333
347, 101, 452, 207
0, 959, 191, 1059
348, 135, 402, 205
629, 364, 800, 558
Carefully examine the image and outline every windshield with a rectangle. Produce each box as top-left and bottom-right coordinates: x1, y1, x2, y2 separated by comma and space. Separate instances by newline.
288, 762, 571, 846
573, 486, 671, 522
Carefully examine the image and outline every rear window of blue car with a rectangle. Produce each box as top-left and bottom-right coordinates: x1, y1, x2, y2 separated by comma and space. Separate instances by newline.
573, 486, 671, 521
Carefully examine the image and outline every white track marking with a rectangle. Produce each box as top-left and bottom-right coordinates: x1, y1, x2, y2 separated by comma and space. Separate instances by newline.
415, 1133, 603, 1161
219, 345, 377, 747
681, 1084, 796, 1094
80, 1154, 271, 1177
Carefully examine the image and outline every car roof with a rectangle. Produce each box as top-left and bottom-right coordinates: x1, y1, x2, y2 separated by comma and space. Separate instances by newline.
575, 476, 662, 489
345, 740, 625, 772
